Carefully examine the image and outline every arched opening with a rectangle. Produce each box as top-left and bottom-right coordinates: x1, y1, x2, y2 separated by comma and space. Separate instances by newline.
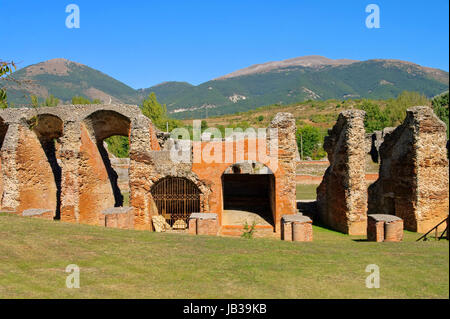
31, 114, 63, 219
82, 110, 131, 208
222, 161, 275, 227
151, 177, 201, 227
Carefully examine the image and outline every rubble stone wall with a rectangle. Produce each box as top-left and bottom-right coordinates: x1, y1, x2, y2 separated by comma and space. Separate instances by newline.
368, 106, 449, 233
316, 110, 368, 235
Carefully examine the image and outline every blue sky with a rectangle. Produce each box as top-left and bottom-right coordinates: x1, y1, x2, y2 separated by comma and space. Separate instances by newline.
1, 0, 448, 89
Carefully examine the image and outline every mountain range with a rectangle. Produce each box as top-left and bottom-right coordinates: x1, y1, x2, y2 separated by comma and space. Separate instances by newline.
5, 56, 449, 119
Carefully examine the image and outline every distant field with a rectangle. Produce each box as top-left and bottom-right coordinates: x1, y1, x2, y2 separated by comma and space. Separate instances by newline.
0, 213, 448, 299
296, 184, 319, 200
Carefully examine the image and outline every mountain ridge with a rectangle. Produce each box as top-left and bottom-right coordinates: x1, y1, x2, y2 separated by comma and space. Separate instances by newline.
5, 56, 449, 119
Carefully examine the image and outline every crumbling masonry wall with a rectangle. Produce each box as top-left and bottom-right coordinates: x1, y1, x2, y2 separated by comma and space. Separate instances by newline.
368, 106, 449, 233
317, 109, 368, 235
0, 105, 154, 227
15, 124, 58, 216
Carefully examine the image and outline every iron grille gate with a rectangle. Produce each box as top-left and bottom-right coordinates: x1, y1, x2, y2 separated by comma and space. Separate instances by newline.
150, 177, 201, 227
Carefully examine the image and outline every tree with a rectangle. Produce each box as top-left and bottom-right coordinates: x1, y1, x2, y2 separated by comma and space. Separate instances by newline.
357, 100, 390, 132
296, 125, 321, 159
30, 95, 40, 108
141, 92, 182, 131
105, 135, 129, 158
72, 96, 93, 105
0, 61, 16, 109
141, 92, 165, 127
387, 91, 430, 126
44, 94, 60, 107
200, 120, 208, 131
0, 89, 7, 109
432, 92, 449, 138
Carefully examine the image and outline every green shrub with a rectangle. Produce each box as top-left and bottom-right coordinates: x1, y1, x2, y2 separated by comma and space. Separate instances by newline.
241, 221, 256, 239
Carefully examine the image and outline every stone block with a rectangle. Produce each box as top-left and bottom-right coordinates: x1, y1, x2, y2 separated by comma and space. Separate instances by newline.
367, 214, 403, 242
99, 207, 134, 229
22, 208, 54, 220
188, 213, 218, 236
281, 214, 313, 242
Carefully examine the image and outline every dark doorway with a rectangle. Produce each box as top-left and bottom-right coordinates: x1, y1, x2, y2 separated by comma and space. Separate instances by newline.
222, 173, 275, 226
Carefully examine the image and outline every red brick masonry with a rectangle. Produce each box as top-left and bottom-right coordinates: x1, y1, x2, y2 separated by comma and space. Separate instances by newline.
188, 213, 219, 236
367, 214, 403, 242
98, 207, 134, 229
281, 214, 313, 242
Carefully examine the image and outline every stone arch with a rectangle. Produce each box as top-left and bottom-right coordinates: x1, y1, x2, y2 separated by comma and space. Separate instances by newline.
78, 110, 132, 224
82, 109, 131, 142
15, 114, 64, 217
221, 160, 276, 227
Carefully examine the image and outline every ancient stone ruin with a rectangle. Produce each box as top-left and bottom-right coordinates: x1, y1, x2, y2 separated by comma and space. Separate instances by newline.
316, 109, 368, 235
0, 105, 298, 236
0, 103, 447, 239
317, 106, 449, 236
368, 106, 449, 233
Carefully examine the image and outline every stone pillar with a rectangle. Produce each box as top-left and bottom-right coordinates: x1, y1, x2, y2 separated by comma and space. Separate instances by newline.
281, 214, 313, 242
0, 123, 20, 212
59, 121, 81, 223
317, 110, 368, 235
129, 115, 153, 230
269, 113, 298, 232
367, 214, 403, 242
368, 106, 449, 233
188, 213, 219, 236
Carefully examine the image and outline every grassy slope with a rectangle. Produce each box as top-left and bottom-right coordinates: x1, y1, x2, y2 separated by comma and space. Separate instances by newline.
0, 213, 448, 299
182, 99, 360, 130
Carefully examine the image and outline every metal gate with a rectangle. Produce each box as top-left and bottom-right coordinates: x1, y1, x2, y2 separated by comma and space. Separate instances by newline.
150, 177, 201, 226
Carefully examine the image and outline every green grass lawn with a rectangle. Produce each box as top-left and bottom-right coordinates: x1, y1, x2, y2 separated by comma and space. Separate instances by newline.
0, 213, 448, 299
296, 184, 318, 200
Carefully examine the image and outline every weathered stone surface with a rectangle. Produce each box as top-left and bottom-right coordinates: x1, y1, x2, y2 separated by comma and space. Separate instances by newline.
367, 214, 403, 242
368, 106, 449, 233
1, 106, 298, 239
281, 214, 313, 242
0, 104, 152, 227
317, 110, 368, 235
78, 124, 115, 225
197, 219, 219, 236
173, 219, 187, 229
22, 208, 54, 220
188, 213, 219, 235
151, 215, 171, 232
99, 207, 134, 229
189, 213, 218, 220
